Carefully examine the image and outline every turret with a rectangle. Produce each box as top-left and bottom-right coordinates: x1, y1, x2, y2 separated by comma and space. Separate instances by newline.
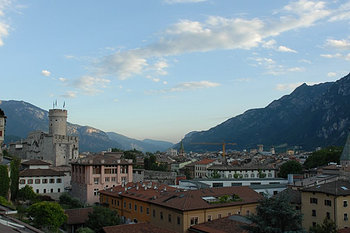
49, 109, 67, 136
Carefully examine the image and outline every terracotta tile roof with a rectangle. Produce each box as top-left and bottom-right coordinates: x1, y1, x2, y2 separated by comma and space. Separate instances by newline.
65, 207, 93, 225
99, 182, 178, 202
103, 223, 176, 233
208, 165, 276, 171
151, 186, 262, 211
189, 215, 251, 233
19, 169, 64, 177
302, 180, 350, 196
339, 228, 350, 233
196, 159, 215, 165
71, 154, 132, 166
22, 159, 51, 166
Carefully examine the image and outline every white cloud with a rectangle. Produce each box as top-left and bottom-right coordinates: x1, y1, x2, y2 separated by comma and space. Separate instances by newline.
164, 0, 207, 4
325, 39, 350, 50
329, 1, 350, 22
74, 76, 111, 95
278, 45, 297, 53
58, 77, 67, 82
148, 80, 220, 94
327, 72, 337, 77
0, 0, 11, 46
299, 59, 312, 64
152, 59, 169, 76
41, 70, 51, 77
94, 1, 334, 79
276, 82, 303, 91
113, 98, 119, 102
60, 91, 77, 98
163, 81, 168, 85
252, 56, 304, 75
321, 53, 350, 61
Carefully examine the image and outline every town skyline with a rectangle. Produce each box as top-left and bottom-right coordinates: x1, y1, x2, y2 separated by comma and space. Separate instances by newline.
1, 0, 350, 143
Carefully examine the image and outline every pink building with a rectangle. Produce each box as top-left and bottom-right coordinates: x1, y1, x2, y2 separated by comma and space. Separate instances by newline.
71, 154, 133, 204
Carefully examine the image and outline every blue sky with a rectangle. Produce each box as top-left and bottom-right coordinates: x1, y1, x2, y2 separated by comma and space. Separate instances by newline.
0, 0, 350, 143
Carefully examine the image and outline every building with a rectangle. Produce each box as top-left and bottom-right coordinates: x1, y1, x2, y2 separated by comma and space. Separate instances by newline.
71, 154, 133, 204
19, 159, 65, 195
9, 108, 79, 166
207, 165, 277, 179
194, 159, 216, 178
340, 132, 350, 167
103, 222, 176, 233
301, 180, 350, 230
0, 108, 6, 147
65, 207, 93, 233
100, 182, 262, 233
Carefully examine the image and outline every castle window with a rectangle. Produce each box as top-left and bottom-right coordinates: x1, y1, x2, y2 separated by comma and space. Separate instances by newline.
324, 200, 332, 206
177, 216, 181, 225
326, 212, 330, 219
344, 201, 348, 207
310, 198, 318, 204
168, 214, 172, 223
50, 178, 55, 183
312, 210, 316, 217
345, 213, 348, 221
160, 211, 163, 220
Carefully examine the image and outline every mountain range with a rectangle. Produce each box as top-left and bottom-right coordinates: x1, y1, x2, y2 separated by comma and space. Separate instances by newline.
0, 100, 173, 153
177, 73, 350, 152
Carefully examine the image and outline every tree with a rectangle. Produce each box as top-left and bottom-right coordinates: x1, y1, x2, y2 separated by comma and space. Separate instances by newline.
59, 192, 84, 209
211, 170, 221, 179
309, 218, 337, 233
304, 146, 342, 169
86, 206, 120, 233
0, 165, 10, 199
27, 201, 67, 232
10, 157, 21, 201
17, 185, 37, 202
278, 160, 303, 178
76, 227, 94, 233
244, 192, 305, 233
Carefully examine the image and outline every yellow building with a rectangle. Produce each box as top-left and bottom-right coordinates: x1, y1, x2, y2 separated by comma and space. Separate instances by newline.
301, 180, 350, 230
100, 182, 261, 233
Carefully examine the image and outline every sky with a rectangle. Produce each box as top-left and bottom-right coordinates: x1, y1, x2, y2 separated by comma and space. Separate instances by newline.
0, 0, 350, 143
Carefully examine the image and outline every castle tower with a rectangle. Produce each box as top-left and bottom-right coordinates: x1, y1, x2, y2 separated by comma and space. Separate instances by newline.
49, 109, 67, 136
257, 144, 264, 153
340, 131, 350, 167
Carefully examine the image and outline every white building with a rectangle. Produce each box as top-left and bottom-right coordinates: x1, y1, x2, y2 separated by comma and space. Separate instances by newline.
207, 165, 277, 179
19, 159, 65, 194
194, 159, 217, 178
9, 108, 79, 166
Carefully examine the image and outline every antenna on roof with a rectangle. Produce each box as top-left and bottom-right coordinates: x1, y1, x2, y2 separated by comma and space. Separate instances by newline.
63, 101, 66, 109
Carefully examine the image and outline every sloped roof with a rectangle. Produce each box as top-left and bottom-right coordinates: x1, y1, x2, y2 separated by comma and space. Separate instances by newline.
22, 159, 51, 166
103, 223, 176, 233
71, 154, 132, 166
189, 215, 251, 233
341, 132, 350, 161
65, 207, 93, 225
19, 169, 64, 177
302, 180, 350, 196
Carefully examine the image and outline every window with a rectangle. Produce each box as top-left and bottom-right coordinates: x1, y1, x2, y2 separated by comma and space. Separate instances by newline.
28, 179, 33, 184
344, 201, 348, 207
190, 217, 198, 226
326, 212, 330, 219
324, 200, 332, 206
153, 209, 156, 217
177, 216, 181, 225
129, 203, 131, 209
117, 200, 120, 206
168, 214, 172, 222
42, 179, 48, 184
94, 178, 99, 184
218, 214, 222, 218
105, 177, 110, 182
312, 210, 316, 217
36, 189, 39, 193
345, 213, 348, 221
112, 177, 116, 182
246, 210, 250, 216
147, 208, 149, 215
251, 174, 255, 178
135, 204, 137, 211
124, 201, 126, 208
93, 166, 101, 174
140, 206, 143, 213
58, 188, 60, 193
35, 179, 40, 184
312, 222, 316, 227
19, 179, 25, 184
43, 189, 46, 193
50, 188, 53, 193
207, 215, 212, 221
94, 188, 99, 196
310, 198, 318, 204
49, 178, 55, 183
160, 211, 163, 220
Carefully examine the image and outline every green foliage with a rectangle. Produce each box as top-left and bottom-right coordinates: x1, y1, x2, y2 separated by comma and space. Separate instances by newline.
86, 206, 120, 233
309, 218, 337, 233
258, 170, 266, 178
59, 193, 84, 209
144, 154, 167, 171
0, 165, 10, 198
10, 157, 21, 201
244, 192, 305, 233
278, 160, 303, 178
0, 196, 15, 209
234, 173, 243, 179
304, 146, 342, 169
27, 201, 67, 232
76, 227, 95, 233
184, 168, 192, 180
211, 170, 221, 179
111, 148, 123, 152
17, 185, 37, 202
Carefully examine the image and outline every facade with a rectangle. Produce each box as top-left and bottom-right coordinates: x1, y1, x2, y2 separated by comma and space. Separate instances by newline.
71, 154, 133, 204
194, 159, 216, 178
100, 182, 262, 233
19, 160, 65, 194
301, 180, 350, 230
9, 109, 79, 166
207, 165, 277, 179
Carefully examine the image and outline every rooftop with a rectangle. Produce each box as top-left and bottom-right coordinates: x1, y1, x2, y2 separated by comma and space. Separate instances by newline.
19, 169, 64, 177
103, 222, 176, 233
65, 207, 93, 225
22, 159, 51, 166
196, 159, 215, 165
71, 154, 132, 166
302, 180, 350, 196
189, 215, 251, 233
208, 165, 276, 171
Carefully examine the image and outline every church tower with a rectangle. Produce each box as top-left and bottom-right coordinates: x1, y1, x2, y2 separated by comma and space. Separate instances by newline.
49, 109, 67, 136
0, 108, 6, 146
340, 131, 350, 167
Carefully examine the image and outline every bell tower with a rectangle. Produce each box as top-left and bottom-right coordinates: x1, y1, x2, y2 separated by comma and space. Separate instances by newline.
49, 109, 67, 136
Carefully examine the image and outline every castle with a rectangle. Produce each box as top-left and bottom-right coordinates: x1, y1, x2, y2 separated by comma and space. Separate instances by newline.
9, 108, 79, 166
